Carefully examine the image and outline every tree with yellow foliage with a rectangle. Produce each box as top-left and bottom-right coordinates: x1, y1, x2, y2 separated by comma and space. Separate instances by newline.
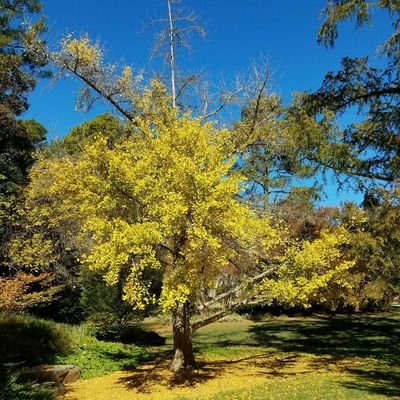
13, 36, 357, 372
18, 107, 283, 370
15, 109, 356, 371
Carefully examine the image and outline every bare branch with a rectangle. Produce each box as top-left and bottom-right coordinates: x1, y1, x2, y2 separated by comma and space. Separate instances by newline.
148, 0, 205, 107
195, 265, 277, 314
192, 289, 268, 331
201, 88, 242, 121
58, 58, 135, 121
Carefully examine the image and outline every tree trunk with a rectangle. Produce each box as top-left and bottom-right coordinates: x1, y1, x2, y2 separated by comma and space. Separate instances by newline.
167, 0, 177, 108
170, 301, 195, 372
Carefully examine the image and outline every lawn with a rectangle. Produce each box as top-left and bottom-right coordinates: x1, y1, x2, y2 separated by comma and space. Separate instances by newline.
63, 311, 400, 399
1, 311, 399, 399
190, 313, 400, 399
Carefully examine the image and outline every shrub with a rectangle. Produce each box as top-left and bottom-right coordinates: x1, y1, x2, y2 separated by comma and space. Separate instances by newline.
79, 267, 159, 342
0, 313, 72, 366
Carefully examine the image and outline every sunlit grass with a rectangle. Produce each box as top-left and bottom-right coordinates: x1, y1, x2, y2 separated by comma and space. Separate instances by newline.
187, 373, 384, 400
2, 311, 399, 398
63, 311, 400, 399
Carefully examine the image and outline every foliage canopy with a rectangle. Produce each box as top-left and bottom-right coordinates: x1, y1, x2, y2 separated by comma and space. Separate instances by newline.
301, 0, 400, 185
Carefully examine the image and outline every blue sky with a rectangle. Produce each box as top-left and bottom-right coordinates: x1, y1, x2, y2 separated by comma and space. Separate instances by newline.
24, 0, 394, 205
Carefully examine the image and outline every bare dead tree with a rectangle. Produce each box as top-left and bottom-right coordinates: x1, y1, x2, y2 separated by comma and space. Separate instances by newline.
150, 0, 205, 108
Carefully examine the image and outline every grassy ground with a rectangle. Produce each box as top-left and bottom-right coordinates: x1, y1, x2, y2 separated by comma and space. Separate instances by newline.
1, 311, 399, 399
56, 330, 154, 379
0, 313, 155, 380
63, 311, 400, 399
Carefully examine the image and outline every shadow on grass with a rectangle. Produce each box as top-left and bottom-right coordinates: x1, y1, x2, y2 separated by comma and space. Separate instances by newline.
120, 327, 166, 346
117, 349, 302, 394
118, 313, 400, 394
101, 346, 162, 371
249, 312, 400, 397
117, 352, 256, 393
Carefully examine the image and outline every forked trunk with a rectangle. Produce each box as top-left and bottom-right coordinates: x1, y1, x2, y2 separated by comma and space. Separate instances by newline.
170, 301, 195, 372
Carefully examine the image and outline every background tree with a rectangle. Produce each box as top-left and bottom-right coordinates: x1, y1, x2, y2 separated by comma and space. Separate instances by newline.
48, 113, 124, 156
337, 191, 399, 310
0, 0, 48, 114
0, 108, 44, 211
233, 88, 319, 208
284, 1, 400, 309
150, 0, 205, 109
0, 0, 47, 269
0, 0, 48, 207
300, 0, 399, 185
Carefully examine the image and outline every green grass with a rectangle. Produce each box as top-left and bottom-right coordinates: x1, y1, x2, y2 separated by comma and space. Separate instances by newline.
187, 311, 400, 399
55, 331, 153, 379
0, 313, 155, 380
139, 311, 400, 399
186, 373, 382, 400
2, 311, 400, 399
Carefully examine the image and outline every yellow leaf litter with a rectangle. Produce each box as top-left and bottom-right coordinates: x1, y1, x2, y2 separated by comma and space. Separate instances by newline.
64, 358, 267, 400
62, 352, 354, 400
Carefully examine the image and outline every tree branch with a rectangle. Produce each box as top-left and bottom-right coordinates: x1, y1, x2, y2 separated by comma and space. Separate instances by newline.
247, 68, 269, 137
62, 63, 135, 121
201, 89, 241, 120
192, 291, 262, 331
194, 266, 276, 314
329, 86, 400, 111
306, 152, 397, 183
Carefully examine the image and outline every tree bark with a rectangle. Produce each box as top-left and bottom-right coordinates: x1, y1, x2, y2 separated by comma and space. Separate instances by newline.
170, 301, 195, 372
167, 0, 177, 108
